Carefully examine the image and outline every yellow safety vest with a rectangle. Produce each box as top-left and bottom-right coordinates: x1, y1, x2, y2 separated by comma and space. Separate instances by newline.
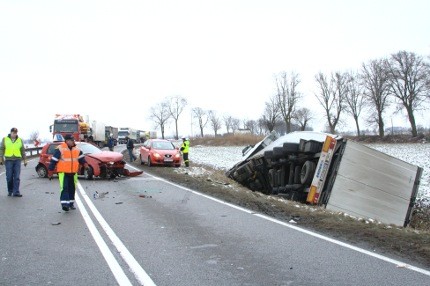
181, 140, 190, 153
3, 137, 23, 158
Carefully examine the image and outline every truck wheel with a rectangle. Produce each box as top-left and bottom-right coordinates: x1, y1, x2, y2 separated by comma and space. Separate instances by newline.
283, 143, 299, 153
84, 166, 94, 180
294, 165, 301, 184
300, 161, 316, 186
273, 147, 285, 159
36, 165, 48, 178
264, 150, 274, 160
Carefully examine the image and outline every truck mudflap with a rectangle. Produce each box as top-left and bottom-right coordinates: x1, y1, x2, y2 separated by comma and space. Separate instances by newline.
123, 169, 143, 177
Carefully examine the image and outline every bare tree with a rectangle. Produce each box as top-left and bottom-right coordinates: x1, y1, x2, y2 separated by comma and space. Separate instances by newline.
275, 71, 301, 133
149, 100, 171, 139
293, 107, 313, 131
168, 95, 188, 139
223, 115, 234, 134
29, 131, 39, 142
244, 120, 258, 135
345, 72, 366, 136
208, 110, 222, 136
192, 107, 208, 137
314, 72, 348, 134
361, 59, 391, 137
231, 118, 240, 134
260, 95, 280, 132
257, 118, 266, 135
385, 51, 430, 137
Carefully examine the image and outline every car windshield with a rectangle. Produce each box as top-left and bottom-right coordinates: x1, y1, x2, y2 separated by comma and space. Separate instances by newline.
76, 143, 103, 154
152, 141, 175, 150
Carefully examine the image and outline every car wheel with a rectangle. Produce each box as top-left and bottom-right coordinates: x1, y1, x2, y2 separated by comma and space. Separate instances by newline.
140, 154, 144, 165
84, 166, 94, 180
147, 156, 152, 167
36, 165, 48, 178
300, 161, 316, 186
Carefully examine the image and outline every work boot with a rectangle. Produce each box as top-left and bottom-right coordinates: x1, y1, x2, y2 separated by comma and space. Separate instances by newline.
69, 203, 76, 210
62, 205, 69, 212
12, 193, 23, 197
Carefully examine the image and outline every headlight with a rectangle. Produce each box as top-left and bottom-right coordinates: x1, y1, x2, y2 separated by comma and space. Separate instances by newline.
108, 161, 114, 165
153, 153, 161, 158
174, 153, 181, 158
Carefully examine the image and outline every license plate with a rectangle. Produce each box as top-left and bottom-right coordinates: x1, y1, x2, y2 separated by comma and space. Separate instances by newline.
164, 158, 173, 162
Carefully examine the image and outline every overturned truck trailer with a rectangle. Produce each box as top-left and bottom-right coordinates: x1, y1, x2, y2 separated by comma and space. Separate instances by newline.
226, 131, 423, 227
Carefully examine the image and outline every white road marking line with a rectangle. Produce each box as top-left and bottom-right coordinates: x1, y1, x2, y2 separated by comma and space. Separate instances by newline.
75, 193, 132, 286
77, 182, 157, 286
255, 213, 430, 277
127, 164, 430, 277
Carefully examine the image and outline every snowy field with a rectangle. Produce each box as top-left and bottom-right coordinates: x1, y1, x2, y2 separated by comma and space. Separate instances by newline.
190, 143, 430, 201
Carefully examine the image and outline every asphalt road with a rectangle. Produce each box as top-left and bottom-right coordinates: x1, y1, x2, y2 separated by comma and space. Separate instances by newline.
1, 157, 429, 286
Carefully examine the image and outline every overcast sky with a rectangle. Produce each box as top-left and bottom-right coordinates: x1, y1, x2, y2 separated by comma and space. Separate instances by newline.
1, 0, 429, 140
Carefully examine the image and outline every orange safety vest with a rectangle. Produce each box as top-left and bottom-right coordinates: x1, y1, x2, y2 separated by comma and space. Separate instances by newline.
56, 143, 81, 173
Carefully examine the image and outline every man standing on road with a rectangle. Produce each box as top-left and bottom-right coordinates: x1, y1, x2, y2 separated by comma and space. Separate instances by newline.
48, 134, 88, 211
180, 136, 190, 167
126, 136, 136, 162
0, 127, 27, 197
107, 133, 115, 151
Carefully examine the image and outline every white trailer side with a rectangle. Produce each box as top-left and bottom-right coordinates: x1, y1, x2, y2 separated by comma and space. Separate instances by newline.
326, 140, 422, 227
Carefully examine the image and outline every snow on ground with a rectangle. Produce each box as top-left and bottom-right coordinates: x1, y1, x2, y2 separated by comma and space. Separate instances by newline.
190, 143, 430, 201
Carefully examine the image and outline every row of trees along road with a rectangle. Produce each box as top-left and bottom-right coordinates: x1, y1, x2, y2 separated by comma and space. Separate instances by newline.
149, 50, 430, 139
263, 50, 430, 137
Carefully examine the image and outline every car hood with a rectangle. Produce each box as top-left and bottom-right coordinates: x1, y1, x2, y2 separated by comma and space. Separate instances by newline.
152, 149, 180, 155
86, 151, 123, 162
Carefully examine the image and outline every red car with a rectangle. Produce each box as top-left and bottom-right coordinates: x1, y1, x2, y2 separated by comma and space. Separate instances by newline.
35, 142, 135, 179
139, 139, 182, 167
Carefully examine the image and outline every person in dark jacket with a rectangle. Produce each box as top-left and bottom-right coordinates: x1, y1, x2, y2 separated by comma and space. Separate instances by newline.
48, 134, 88, 211
107, 134, 115, 151
126, 136, 137, 162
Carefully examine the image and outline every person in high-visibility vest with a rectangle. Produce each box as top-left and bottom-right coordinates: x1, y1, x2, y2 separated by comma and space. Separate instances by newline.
48, 134, 88, 211
0, 127, 27, 197
180, 137, 190, 167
